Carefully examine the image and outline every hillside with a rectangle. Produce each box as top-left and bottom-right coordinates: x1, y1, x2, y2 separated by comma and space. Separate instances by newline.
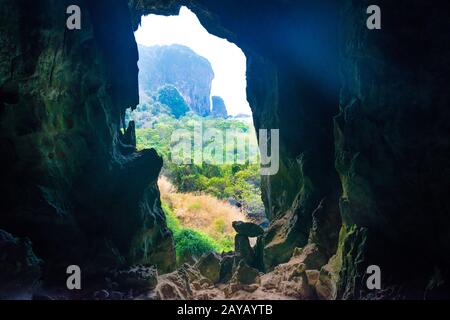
138, 44, 214, 116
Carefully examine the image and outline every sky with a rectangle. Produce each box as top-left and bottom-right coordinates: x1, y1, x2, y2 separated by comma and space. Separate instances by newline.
134, 6, 251, 116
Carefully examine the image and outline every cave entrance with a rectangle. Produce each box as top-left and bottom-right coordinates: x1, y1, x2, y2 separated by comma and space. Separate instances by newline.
127, 6, 265, 264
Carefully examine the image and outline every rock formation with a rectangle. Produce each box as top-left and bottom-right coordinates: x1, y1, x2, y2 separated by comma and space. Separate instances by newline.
232, 221, 264, 237
0, 0, 449, 300
0, 0, 176, 286
129, 0, 450, 299
211, 96, 228, 118
232, 221, 265, 271
0, 230, 42, 299
138, 44, 214, 116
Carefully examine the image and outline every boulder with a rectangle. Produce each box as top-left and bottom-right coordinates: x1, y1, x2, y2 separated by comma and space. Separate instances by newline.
219, 253, 235, 283
155, 267, 194, 300
232, 221, 264, 237
293, 243, 328, 270
113, 265, 158, 290
195, 252, 221, 284
232, 260, 260, 285
315, 253, 340, 300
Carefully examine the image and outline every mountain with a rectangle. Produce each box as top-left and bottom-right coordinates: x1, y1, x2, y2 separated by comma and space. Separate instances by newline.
211, 96, 228, 118
138, 44, 214, 116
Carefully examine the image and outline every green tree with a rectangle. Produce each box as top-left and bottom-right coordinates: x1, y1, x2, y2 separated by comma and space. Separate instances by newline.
157, 85, 190, 119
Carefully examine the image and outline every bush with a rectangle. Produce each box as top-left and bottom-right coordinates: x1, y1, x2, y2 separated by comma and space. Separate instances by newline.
162, 200, 223, 264
174, 229, 217, 263
157, 85, 190, 119
130, 103, 266, 224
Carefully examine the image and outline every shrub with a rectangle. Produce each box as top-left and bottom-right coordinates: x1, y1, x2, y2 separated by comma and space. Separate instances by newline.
162, 200, 222, 264
157, 85, 190, 119
174, 229, 217, 263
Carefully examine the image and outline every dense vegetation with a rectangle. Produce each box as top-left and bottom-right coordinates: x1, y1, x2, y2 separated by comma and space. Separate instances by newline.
161, 202, 228, 264
126, 88, 264, 263
127, 99, 264, 221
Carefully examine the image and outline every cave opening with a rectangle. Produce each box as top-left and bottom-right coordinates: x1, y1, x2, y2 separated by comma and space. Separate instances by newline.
2, 0, 449, 301
126, 6, 266, 265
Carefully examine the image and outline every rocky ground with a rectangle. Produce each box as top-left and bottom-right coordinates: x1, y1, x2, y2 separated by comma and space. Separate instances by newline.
87, 242, 335, 300
34, 221, 338, 300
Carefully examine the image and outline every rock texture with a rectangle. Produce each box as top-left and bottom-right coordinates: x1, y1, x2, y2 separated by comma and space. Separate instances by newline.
335, 0, 450, 299
211, 96, 228, 118
0, 230, 42, 299
0, 0, 175, 288
1, 0, 450, 300
138, 44, 214, 116
232, 221, 264, 237
129, 0, 450, 299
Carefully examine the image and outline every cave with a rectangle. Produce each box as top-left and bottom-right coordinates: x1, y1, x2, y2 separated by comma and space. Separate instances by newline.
1, 0, 450, 301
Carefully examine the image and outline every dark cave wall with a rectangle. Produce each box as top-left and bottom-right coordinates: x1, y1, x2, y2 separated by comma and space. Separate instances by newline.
130, 0, 450, 298
0, 0, 175, 283
1, 0, 449, 300
335, 0, 450, 298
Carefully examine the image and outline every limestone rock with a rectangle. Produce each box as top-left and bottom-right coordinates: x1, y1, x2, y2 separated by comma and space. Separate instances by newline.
195, 252, 221, 284
232, 260, 261, 285
219, 253, 235, 283
306, 270, 320, 286
263, 209, 301, 269
0, 0, 176, 277
234, 234, 255, 267
296, 243, 328, 270
232, 221, 264, 237
0, 230, 42, 299
211, 96, 228, 118
138, 44, 214, 116
224, 261, 261, 297
315, 253, 341, 300
113, 265, 158, 290
155, 268, 193, 300
254, 236, 265, 272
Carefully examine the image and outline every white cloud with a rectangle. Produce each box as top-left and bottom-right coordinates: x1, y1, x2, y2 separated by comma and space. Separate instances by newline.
134, 6, 251, 116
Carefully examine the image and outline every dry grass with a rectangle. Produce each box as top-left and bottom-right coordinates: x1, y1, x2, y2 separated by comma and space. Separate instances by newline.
158, 176, 247, 241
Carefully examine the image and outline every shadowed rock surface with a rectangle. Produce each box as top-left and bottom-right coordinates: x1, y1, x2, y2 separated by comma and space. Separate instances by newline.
0, 0, 450, 300
0, 230, 42, 299
0, 0, 176, 282
232, 221, 264, 237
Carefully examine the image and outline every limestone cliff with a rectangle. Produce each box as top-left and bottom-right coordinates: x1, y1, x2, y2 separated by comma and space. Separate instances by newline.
211, 96, 228, 118
138, 44, 214, 116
